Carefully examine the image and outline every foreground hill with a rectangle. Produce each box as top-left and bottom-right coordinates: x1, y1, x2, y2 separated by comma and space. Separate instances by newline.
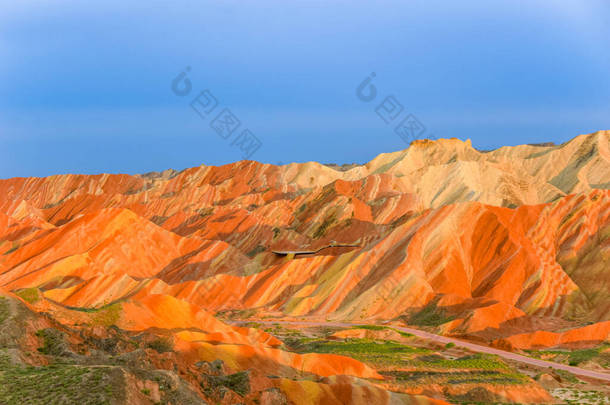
1, 131, 610, 403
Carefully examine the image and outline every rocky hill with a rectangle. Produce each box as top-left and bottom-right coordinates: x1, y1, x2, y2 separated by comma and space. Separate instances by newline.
1, 131, 610, 404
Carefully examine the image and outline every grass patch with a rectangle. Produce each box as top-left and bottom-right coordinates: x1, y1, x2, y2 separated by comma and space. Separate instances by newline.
565, 342, 610, 366
0, 297, 9, 324
407, 353, 510, 371
0, 350, 116, 404
91, 303, 121, 326
552, 369, 581, 385
526, 342, 610, 366
295, 338, 430, 366
567, 347, 602, 366
408, 299, 455, 327
300, 338, 426, 354
352, 324, 385, 331
14, 288, 40, 304
395, 330, 414, 338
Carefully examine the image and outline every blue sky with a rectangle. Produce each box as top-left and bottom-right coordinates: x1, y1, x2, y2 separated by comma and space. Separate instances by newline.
1, 1, 609, 177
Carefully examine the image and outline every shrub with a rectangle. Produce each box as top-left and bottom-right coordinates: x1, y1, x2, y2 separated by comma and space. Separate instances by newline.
147, 337, 173, 353
35, 328, 68, 357
203, 371, 250, 397
567, 347, 600, 366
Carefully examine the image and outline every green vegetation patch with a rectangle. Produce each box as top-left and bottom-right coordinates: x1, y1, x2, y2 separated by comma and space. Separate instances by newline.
301, 338, 427, 354
69, 302, 122, 326
36, 328, 69, 357
408, 299, 456, 327
203, 371, 251, 397
15, 288, 41, 304
146, 337, 174, 353
567, 347, 606, 366
351, 324, 414, 337
0, 350, 116, 405
352, 324, 385, 331
381, 369, 528, 386
0, 297, 9, 324
91, 303, 122, 326
295, 338, 430, 366
526, 342, 610, 367
312, 211, 337, 239
407, 353, 510, 371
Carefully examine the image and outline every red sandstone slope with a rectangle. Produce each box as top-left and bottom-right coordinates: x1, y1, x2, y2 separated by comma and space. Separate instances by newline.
1, 132, 610, 354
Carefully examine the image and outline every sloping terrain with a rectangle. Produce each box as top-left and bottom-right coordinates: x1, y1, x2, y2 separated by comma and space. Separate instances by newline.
1, 131, 610, 403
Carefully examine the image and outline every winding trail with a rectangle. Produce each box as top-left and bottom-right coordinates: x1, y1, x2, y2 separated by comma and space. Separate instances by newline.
234, 320, 610, 382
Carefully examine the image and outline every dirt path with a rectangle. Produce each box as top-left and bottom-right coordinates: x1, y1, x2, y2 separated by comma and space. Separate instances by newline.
237, 320, 610, 382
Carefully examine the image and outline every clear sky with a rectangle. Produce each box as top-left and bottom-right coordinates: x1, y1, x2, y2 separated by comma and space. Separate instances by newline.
1, 1, 609, 177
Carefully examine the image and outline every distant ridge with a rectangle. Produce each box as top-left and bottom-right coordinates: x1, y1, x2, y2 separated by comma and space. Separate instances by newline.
1, 130, 610, 355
